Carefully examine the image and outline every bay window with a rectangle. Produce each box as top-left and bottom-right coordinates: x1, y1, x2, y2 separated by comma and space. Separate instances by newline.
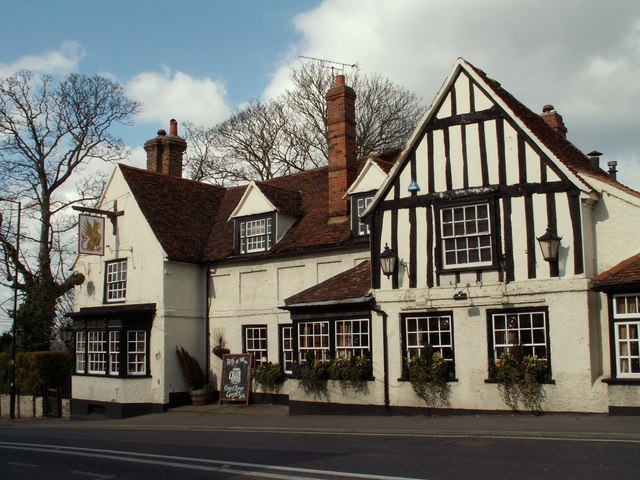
612, 293, 640, 378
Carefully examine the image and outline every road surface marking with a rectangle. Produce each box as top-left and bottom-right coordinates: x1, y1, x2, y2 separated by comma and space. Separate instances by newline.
0, 441, 429, 480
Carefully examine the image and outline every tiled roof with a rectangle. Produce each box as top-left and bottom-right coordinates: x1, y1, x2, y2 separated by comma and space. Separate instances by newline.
592, 253, 640, 290
468, 62, 640, 199
254, 181, 303, 217
118, 147, 399, 264
119, 164, 225, 262
284, 260, 371, 306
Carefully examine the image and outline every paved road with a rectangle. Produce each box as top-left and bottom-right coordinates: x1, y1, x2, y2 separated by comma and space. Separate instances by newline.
1, 406, 640, 479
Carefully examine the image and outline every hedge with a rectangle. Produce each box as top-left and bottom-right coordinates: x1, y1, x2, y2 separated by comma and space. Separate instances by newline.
0, 351, 72, 395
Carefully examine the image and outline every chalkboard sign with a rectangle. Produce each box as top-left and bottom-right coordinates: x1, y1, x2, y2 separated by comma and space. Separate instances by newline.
219, 353, 252, 404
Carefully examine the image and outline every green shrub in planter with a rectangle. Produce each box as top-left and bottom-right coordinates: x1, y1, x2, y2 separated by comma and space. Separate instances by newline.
328, 355, 372, 392
493, 346, 547, 413
297, 359, 330, 396
253, 362, 285, 392
405, 346, 450, 406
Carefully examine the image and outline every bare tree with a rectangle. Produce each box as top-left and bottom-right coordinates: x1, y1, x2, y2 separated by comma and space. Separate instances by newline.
183, 62, 423, 185
0, 71, 140, 351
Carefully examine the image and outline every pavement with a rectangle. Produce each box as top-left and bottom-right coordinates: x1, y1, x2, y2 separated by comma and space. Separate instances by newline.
2, 403, 640, 442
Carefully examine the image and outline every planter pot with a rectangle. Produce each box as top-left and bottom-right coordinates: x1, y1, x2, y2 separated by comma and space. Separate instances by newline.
190, 387, 214, 405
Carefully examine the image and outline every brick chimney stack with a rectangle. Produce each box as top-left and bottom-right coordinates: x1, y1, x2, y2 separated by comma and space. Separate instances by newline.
540, 104, 567, 138
144, 118, 187, 177
326, 74, 357, 223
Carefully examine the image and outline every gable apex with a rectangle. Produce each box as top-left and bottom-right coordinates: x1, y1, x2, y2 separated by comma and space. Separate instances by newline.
345, 157, 389, 197
228, 181, 276, 220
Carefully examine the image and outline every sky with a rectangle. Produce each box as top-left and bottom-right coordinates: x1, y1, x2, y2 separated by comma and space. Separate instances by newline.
1, 0, 640, 331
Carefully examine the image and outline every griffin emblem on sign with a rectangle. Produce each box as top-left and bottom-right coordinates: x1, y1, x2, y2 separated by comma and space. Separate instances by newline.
81, 217, 103, 253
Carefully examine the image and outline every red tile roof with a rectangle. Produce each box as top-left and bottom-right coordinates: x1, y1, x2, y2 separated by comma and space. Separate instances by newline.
468, 62, 640, 199
592, 253, 640, 290
284, 260, 372, 306
119, 153, 397, 264
119, 164, 225, 262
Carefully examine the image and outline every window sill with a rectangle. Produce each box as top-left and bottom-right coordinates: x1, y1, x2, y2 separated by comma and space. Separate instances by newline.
398, 377, 458, 383
72, 373, 151, 379
484, 378, 556, 385
601, 377, 640, 385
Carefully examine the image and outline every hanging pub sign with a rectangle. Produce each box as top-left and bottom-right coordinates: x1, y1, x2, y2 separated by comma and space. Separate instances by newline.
78, 214, 105, 256
219, 353, 252, 405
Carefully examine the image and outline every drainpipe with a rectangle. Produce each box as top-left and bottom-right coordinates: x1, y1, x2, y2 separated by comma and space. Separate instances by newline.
205, 264, 211, 382
371, 305, 390, 411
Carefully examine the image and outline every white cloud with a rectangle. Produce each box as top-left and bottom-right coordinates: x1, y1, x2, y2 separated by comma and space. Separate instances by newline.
264, 0, 640, 189
0, 40, 85, 77
126, 68, 232, 128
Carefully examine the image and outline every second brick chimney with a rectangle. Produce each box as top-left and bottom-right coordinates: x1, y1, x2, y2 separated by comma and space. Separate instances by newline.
540, 105, 567, 138
326, 75, 357, 223
144, 119, 187, 177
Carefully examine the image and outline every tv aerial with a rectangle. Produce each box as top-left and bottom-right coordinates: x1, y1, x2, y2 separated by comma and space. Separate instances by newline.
298, 55, 359, 76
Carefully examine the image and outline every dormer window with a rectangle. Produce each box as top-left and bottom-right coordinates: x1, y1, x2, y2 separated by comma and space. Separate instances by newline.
352, 193, 374, 238
237, 214, 275, 254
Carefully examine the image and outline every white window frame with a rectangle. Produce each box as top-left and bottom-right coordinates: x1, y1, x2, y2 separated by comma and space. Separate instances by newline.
244, 326, 268, 366
108, 330, 120, 376
298, 321, 330, 361
75, 331, 86, 373
87, 331, 107, 374
612, 294, 640, 378
354, 195, 374, 237
127, 330, 147, 376
490, 310, 549, 362
440, 203, 492, 269
403, 314, 454, 366
281, 325, 294, 373
335, 319, 370, 359
239, 216, 273, 254
105, 259, 127, 303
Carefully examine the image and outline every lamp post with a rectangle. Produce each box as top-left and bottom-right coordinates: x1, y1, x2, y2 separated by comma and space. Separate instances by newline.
0, 199, 21, 419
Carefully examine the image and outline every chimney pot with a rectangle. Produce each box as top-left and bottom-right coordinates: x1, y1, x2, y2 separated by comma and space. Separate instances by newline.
335, 74, 345, 86
157, 129, 167, 136
170, 119, 178, 136
587, 150, 603, 170
542, 104, 555, 113
607, 160, 618, 181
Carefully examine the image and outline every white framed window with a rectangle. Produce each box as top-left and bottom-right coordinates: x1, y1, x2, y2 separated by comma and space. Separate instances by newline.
613, 294, 640, 378
127, 330, 147, 375
75, 331, 86, 373
108, 331, 120, 375
441, 203, 492, 268
298, 321, 330, 361
490, 309, 548, 362
403, 314, 454, 366
239, 216, 273, 254
105, 259, 127, 302
244, 325, 268, 366
280, 325, 294, 373
87, 331, 107, 374
336, 319, 370, 359
353, 194, 374, 237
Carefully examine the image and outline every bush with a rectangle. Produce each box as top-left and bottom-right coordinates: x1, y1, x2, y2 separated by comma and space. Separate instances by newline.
405, 346, 450, 406
493, 347, 547, 413
297, 359, 330, 396
0, 351, 72, 395
253, 362, 285, 392
328, 355, 372, 392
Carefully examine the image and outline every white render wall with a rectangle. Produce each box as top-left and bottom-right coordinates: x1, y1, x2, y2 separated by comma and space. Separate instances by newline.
72, 167, 205, 406
373, 278, 609, 413
209, 247, 370, 382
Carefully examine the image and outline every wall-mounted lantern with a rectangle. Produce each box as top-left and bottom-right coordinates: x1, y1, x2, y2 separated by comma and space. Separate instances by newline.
536, 227, 562, 262
379, 243, 397, 278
